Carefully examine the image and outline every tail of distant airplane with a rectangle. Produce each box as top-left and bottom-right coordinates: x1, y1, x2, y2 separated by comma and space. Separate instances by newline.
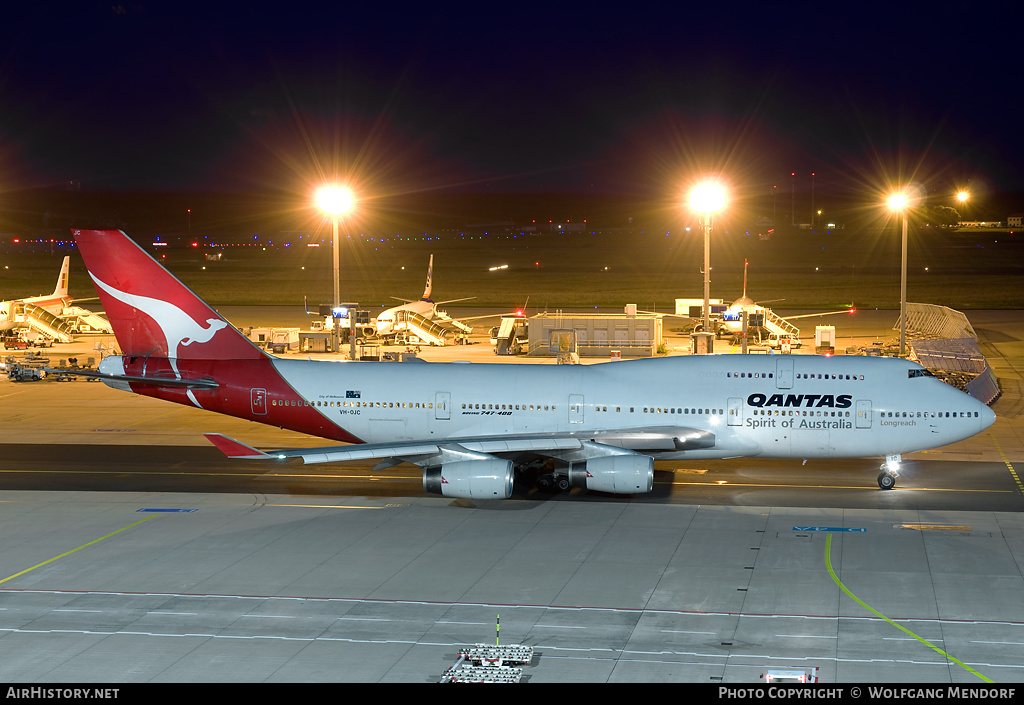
71, 229, 265, 361
53, 256, 70, 298
420, 254, 433, 302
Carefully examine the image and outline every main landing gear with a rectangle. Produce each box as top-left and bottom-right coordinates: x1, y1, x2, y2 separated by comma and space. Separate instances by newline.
877, 454, 901, 490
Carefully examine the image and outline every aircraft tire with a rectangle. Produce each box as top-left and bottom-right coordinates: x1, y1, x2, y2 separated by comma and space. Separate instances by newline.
877, 471, 896, 490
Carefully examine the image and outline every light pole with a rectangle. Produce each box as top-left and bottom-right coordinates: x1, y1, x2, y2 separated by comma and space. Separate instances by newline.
316, 186, 354, 354
956, 189, 970, 226
790, 172, 796, 226
810, 172, 816, 227
772, 184, 777, 227
888, 193, 909, 357
689, 182, 726, 349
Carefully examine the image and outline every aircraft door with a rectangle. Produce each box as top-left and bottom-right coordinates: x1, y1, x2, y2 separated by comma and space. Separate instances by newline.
569, 394, 584, 423
776, 358, 794, 388
856, 400, 872, 428
251, 388, 267, 416
435, 392, 450, 420
727, 397, 743, 426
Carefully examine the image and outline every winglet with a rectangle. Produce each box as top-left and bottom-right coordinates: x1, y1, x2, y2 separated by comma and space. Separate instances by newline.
204, 433, 269, 459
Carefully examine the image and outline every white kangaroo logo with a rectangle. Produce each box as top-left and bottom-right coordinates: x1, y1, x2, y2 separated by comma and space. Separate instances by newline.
90, 273, 228, 408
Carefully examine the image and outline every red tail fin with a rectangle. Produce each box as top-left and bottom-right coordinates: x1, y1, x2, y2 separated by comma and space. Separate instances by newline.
72, 229, 265, 360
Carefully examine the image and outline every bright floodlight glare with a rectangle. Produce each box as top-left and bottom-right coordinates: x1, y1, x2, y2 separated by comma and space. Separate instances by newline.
689, 183, 726, 213
957, 190, 970, 203
888, 193, 908, 211
317, 186, 354, 216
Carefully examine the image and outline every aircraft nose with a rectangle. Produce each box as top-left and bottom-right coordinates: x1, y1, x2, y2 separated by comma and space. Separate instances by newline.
980, 403, 996, 431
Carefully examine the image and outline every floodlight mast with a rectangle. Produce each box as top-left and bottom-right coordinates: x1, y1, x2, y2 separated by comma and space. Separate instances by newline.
688, 183, 726, 349
888, 193, 909, 357
956, 190, 970, 226
316, 186, 354, 354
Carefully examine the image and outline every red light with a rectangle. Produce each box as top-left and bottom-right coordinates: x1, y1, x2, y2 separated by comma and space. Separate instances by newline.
849, 308, 856, 314
515, 309, 524, 316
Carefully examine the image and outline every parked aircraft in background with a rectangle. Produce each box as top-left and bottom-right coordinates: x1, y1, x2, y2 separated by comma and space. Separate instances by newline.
372, 254, 474, 343
719, 261, 854, 342
0, 257, 112, 342
0, 256, 71, 332
70, 229, 994, 497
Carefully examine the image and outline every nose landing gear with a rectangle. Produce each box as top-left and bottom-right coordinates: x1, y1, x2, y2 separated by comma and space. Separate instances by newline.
878, 454, 901, 490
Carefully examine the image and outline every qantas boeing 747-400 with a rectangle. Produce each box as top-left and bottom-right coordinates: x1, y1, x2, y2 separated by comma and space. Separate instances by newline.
70, 229, 995, 498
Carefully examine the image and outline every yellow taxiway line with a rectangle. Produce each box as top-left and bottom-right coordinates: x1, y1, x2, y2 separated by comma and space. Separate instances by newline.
0, 514, 159, 585
824, 533, 991, 683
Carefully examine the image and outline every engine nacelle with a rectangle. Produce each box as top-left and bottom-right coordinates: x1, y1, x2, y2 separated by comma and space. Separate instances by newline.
569, 455, 654, 494
423, 459, 514, 500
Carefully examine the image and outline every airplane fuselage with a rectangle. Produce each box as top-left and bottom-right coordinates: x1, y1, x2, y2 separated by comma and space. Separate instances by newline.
98, 353, 992, 461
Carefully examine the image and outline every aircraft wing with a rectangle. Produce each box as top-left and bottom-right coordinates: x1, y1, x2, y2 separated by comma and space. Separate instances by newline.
206, 433, 582, 464
205, 425, 716, 466
638, 310, 690, 318
451, 312, 525, 323
782, 308, 855, 321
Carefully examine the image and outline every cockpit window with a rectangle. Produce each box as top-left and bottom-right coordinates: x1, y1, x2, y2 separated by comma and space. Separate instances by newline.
908, 369, 935, 378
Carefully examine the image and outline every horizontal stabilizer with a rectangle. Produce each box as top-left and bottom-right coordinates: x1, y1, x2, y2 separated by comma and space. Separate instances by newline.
43, 368, 219, 388
204, 433, 271, 459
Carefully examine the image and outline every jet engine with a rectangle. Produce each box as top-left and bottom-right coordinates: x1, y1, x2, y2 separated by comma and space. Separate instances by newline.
423, 459, 515, 500
568, 455, 654, 494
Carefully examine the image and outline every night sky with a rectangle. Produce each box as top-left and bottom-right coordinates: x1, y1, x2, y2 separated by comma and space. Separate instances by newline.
2, 3, 1022, 210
